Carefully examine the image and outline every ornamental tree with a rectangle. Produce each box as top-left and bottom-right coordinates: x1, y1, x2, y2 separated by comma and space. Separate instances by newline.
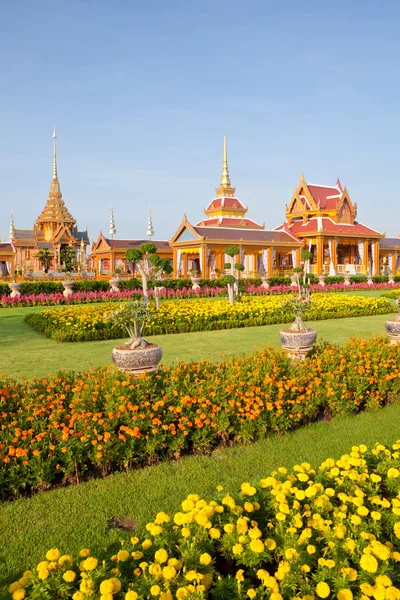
37, 247, 52, 273
106, 300, 153, 349
222, 245, 244, 304
125, 243, 173, 307
60, 246, 76, 273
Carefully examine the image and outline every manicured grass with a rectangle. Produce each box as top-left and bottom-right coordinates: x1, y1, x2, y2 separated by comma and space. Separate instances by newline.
0, 304, 395, 379
1, 401, 399, 593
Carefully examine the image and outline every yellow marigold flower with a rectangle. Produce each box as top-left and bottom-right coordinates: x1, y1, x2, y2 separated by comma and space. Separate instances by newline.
371, 511, 381, 520
244, 502, 254, 512
125, 592, 139, 600
270, 594, 283, 600
232, 544, 243, 555
247, 590, 256, 599
300, 564, 310, 573
307, 545, 316, 554
12, 591, 25, 600
45, 548, 60, 561
176, 588, 189, 599
371, 541, 391, 560
162, 565, 176, 579
154, 548, 168, 563
224, 523, 235, 534
315, 582, 330, 598
130, 536, 139, 545
37, 568, 49, 580
248, 527, 262, 540
236, 569, 245, 582
199, 553, 212, 565
149, 564, 162, 576
9, 583, 22, 594
181, 527, 191, 538
82, 556, 98, 571
142, 539, 153, 549
265, 538, 277, 550
150, 585, 161, 596
117, 550, 130, 561
209, 528, 221, 539
241, 482, 257, 496
375, 575, 392, 587
360, 553, 378, 573
159, 592, 172, 600
337, 589, 353, 600
295, 490, 306, 500
79, 548, 91, 557
185, 570, 198, 581
394, 522, 400, 539
387, 468, 400, 478
350, 514, 362, 526
58, 555, 73, 567
132, 551, 143, 559
72, 593, 85, 600
357, 506, 369, 516
62, 570, 76, 583
249, 539, 264, 553
100, 580, 115, 594
285, 548, 297, 560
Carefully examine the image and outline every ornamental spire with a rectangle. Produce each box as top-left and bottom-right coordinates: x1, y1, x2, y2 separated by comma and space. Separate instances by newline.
147, 206, 154, 240
109, 204, 116, 239
53, 125, 58, 181
215, 136, 236, 197
9, 212, 15, 240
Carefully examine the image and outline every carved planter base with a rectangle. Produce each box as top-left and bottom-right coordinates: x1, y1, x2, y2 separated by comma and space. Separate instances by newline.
9, 282, 22, 298
261, 277, 270, 290
62, 281, 75, 298
385, 320, 400, 345
191, 277, 201, 291
112, 344, 163, 375
109, 278, 121, 292
279, 328, 317, 361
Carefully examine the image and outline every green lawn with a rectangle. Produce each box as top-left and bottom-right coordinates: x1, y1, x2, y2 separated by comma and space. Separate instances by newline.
1, 401, 399, 594
0, 303, 395, 379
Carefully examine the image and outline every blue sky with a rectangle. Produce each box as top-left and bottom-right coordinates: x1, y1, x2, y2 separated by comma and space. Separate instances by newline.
1, 0, 400, 241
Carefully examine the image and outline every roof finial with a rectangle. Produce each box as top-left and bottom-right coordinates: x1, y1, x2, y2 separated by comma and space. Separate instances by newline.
52, 125, 58, 181
109, 203, 116, 239
215, 136, 236, 197
147, 205, 154, 240
9, 212, 15, 240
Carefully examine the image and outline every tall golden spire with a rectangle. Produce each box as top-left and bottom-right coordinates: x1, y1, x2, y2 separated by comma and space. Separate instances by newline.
53, 125, 58, 180
215, 136, 236, 197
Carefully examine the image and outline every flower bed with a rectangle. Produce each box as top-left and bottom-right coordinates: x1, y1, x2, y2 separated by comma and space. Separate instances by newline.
382, 290, 400, 299
24, 294, 394, 342
1, 336, 400, 500
2, 282, 400, 308
8, 440, 400, 599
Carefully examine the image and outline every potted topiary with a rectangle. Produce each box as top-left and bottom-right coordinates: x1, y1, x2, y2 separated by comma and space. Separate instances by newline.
279, 271, 317, 361
125, 243, 172, 309
385, 299, 400, 345
107, 300, 162, 375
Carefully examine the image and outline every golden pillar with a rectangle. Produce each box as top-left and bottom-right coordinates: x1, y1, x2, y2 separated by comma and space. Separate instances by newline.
331, 239, 337, 271
373, 242, 380, 276
296, 248, 301, 269
201, 245, 208, 278
183, 253, 188, 278
363, 240, 369, 274
317, 237, 324, 276
172, 247, 178, 278
392, 252, 397, 274
267, 247, 273, 277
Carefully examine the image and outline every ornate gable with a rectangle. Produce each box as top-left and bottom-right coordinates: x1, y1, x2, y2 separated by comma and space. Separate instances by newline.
336, 188, 357, 223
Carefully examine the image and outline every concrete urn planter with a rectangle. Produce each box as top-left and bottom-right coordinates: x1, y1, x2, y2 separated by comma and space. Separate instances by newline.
279, 327, 317, 361
367, 274, 374, 286
109, 277, 121, 292
112, 344, 163, 376
386, 302, 400, 345
9, 282, 22, 298
62, 281, 75, 298
318, 274, 326, 287
261, 276, 270, 290
191, 277, 201, 291
343, 273, 351, 286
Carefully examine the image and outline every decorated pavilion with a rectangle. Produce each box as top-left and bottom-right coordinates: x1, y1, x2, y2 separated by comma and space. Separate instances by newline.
7, 129, 89, 275
169, 138, 302, 278
275, 174, 385, 276
90, 207, 172, 275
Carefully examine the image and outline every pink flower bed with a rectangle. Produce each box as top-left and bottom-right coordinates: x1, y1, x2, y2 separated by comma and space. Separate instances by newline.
2, 281, 400, 308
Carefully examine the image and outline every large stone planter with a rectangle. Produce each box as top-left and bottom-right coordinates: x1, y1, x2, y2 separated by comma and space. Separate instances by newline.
62, 281, 75, 298
109, 277, 121, 292
290, 274, 298, 288
343, 273, 351, 286
367, 274, 374, 286
112, 344, 162, 376
9, 282, 22, 298
388, 274, 395, 284
279, 328, 317, 361
318, 274, 326, 287
191, 277, 201, 291
261, 276, 270, 290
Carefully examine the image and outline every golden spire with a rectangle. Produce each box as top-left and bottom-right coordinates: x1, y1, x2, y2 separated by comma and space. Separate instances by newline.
53, 125, 58, 181
215, 136, 236, 197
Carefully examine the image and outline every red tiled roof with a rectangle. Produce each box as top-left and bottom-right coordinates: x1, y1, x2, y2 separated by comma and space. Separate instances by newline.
194, 226, 301, 244
307, 184, 341, 210
196, 217, 263, 228
206, 197, 246, 211
106, 239, 171, 251
0, 243, 14, 253
380, 238, 400, 249
278, 218, 382, 237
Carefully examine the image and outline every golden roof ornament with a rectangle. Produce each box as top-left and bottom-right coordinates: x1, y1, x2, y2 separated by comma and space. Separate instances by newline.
53, 125, 58, 180
9, 212, 15, 240
215, 136, 236, 197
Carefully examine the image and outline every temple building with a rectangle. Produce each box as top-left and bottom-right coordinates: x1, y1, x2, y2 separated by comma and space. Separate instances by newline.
275, 174, 385, 276
5, 129, 89, 274
169, 138, 302, 278
90, 206, 172, 275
